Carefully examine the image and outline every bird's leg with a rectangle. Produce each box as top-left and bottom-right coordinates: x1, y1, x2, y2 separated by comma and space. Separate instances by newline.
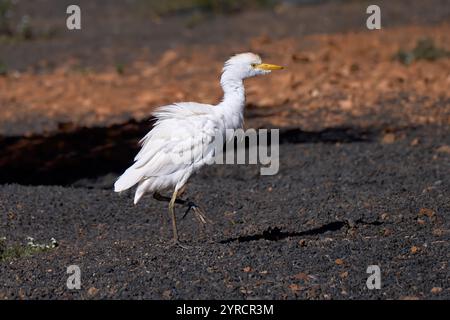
153, 192, 212, 225
172, 185, 210, 225
154, 191, 211, 243
168, 189, 189, 249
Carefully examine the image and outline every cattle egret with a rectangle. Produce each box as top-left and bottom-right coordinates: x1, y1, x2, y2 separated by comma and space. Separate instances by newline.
114, 53, 283, 247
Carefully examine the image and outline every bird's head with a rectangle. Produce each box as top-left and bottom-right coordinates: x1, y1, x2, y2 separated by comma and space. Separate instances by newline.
222, 52, 283, 80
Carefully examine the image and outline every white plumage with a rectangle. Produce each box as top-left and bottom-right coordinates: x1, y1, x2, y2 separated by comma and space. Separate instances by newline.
114, 102, 218, 204
114, 52, 283, 246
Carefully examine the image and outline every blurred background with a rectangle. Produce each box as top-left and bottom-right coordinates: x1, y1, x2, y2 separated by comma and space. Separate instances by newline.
0, 0, 449, 184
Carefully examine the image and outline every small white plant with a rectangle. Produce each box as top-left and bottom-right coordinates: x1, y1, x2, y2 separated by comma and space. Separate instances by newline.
26, 236, 58, 249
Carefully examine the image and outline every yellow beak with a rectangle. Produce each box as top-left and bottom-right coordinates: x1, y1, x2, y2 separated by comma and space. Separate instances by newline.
254, 63, 284, 71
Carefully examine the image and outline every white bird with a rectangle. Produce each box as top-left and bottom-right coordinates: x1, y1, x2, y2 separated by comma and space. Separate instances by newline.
114, 52, 283, 247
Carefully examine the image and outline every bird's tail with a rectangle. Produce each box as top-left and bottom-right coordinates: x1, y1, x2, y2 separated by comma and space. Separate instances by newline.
114, 165, 145, 193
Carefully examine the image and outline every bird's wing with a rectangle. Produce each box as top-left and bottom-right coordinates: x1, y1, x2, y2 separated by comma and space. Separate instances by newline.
135, 102, 215, 159
114, 102, 219, 192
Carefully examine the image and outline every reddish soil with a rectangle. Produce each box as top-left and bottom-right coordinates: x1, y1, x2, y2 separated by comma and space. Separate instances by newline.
1, 23, 449, 136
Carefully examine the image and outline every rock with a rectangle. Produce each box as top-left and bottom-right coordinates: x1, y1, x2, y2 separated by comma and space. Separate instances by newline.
431, 287, 442, 294
410, 138, 420, 146
419, 208, 435, 218
162, 289, 172, 299
401, 296, 420, 300
159, 50, 178, 67
338, 99, 353, 110
436, 145, 450, 154
381, 133, 396, 144
293, 272, 309, 281
87, 287, 99, 297
288, 284, 304, 293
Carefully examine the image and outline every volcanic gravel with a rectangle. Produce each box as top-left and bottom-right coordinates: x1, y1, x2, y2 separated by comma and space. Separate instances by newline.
0, 125, 449, 299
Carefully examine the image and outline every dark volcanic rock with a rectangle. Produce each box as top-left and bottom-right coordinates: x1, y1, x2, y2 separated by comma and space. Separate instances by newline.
0, 126, 449, 299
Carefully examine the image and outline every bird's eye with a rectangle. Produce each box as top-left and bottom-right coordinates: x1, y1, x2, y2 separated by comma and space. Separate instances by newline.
251, 63, 257, 68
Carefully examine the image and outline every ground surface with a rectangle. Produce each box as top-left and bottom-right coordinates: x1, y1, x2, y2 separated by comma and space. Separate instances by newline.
1, 125, 449, 299
0, 0, 449, 299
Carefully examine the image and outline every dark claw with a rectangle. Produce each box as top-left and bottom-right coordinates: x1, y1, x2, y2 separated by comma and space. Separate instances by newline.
182, 201, 212, 225
182, 201, 197, 219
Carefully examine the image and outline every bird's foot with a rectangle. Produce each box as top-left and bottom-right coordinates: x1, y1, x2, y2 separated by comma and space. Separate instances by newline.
182, 201, 213, 225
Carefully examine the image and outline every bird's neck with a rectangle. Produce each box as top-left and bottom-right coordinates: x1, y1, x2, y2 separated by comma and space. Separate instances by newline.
219, 72, 245, 128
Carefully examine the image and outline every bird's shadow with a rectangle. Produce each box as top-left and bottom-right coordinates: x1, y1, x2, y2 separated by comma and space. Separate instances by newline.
219, 219, 383, 244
